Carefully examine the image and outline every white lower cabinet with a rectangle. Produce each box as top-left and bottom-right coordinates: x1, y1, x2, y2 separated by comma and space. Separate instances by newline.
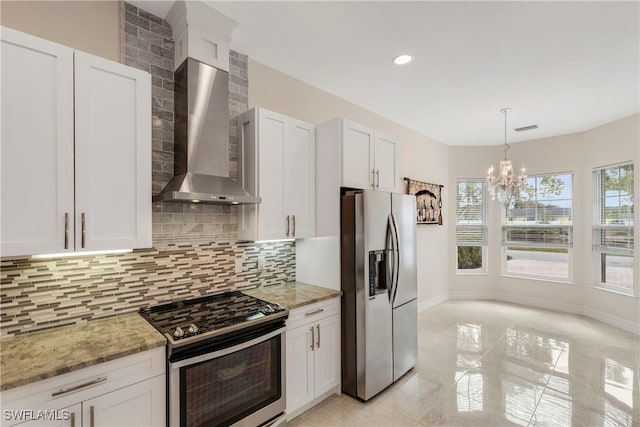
2, 348, 165, 427
286, 297, 341, 420
82, 376, 165, 427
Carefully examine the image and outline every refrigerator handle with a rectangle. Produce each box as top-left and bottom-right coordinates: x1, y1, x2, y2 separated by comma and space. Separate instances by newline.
387, 214, 400, 304
386, 214, 395, 302
390, 214, 400, 305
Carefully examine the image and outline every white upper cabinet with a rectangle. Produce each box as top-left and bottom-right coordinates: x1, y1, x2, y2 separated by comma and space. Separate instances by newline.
340, 119, 397, 192
342, 120, 375, 190
287, 119, 316, 238
238, 108, 315, 241
373, 132, 397, 192
74, 52, 151, 252
315, 118, 398, 236
1, 27, 75, 256
0, 27, 151, 257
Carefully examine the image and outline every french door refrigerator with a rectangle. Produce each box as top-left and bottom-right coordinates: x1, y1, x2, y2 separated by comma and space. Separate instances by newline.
341, 189, 418, 401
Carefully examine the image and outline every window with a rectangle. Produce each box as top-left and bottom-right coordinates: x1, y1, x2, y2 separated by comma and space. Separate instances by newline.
456, 180, 488, 273
502, 173, 573, 281
593, 162, 634, 294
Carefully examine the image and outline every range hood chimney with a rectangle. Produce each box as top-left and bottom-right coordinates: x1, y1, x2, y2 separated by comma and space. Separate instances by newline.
153, 1, 259, 205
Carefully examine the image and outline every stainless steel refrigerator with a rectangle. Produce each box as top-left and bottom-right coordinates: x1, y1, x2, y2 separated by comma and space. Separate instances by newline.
341, 189, 418, 401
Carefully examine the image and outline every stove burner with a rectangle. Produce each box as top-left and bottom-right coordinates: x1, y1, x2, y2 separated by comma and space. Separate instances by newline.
139, 291, 288, 347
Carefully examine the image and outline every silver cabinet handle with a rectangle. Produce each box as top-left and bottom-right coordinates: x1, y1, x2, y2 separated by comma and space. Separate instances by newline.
90, 405, 95, 427
375, 170, 380, 189
51, 377, 107, 397
64, 213, 69, 249
371, 169, 376, 188
286, 215, 290, 236
292, 215, 296, 237
317, 324, 321, 349
70, 412, 75, 427
310, 326, 315, 351
305, 308, 324, 317
81, 212, 86, 248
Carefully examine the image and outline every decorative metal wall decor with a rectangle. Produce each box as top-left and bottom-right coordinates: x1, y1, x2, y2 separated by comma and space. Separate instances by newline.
405, 178, 444, 225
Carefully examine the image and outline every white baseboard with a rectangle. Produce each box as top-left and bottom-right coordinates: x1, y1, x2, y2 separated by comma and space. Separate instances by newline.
418, 293, 449, 312
449, 291, 497, 300
583, 306, 640, 335
492, 292, 583, 315
446, 290, 639, 335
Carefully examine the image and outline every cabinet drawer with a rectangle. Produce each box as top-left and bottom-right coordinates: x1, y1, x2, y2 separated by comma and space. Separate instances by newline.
287, 298, 340, 330
1, 347, 165, 422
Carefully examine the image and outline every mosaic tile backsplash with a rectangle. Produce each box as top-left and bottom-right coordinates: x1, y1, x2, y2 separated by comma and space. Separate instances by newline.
0, 5, 295, 338
1, 241, 295, 337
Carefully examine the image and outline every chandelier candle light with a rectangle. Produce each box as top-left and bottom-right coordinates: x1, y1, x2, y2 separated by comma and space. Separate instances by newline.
486, 108, 527, 202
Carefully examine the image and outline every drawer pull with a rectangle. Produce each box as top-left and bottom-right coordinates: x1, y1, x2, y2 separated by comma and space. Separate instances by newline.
70, 412, 75, 427
51, 377, 107, 397
90, 405, 95, 427
305, 308, 324, 317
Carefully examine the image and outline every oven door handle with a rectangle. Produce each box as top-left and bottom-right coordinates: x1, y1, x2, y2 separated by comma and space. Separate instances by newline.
169, 326, 286, 369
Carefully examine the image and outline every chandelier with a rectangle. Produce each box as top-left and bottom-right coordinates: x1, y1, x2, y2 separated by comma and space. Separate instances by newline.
486, 108, 527, 202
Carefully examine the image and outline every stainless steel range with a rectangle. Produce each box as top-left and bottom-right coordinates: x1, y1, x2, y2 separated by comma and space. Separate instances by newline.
140, 291, 288, 427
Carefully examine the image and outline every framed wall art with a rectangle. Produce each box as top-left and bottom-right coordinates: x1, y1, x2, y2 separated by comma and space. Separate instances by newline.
404, 177, 444, 225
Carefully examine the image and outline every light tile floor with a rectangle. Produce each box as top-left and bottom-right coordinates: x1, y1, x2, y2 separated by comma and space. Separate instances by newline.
287, 300, 640, 426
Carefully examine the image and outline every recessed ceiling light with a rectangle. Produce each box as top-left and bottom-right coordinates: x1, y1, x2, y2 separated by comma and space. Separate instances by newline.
393, 54, 413, 65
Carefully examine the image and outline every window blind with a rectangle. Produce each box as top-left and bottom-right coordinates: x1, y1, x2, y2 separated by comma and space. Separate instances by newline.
456, 180, 487, 246
503, 173, 573, 248
593, 163, 634, 256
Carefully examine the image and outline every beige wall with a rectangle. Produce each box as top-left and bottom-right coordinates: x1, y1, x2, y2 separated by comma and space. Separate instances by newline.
1, 1, 121, 62
249, 60, 452, 307
448, 114, 640, 333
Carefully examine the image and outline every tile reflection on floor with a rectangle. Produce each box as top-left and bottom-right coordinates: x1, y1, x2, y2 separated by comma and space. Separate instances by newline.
286, 300, 640, 427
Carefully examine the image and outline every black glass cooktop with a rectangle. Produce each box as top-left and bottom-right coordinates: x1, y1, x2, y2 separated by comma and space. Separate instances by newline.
139, 291, 287, 344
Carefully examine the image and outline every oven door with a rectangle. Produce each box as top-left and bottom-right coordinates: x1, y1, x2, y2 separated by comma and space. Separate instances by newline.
169, 325, 286, 427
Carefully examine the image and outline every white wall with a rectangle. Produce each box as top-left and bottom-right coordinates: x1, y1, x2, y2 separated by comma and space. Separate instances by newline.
448, 114, 640, 334
247, 60, 450, 307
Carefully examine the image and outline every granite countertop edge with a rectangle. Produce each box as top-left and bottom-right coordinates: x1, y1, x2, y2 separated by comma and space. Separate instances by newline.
1, 313, 166, 392
1, 341, 165, 392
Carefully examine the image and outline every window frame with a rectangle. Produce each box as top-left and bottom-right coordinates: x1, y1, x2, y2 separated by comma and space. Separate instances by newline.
592, 161, 635, 296
501, 172, 574, 283
455, 179, 488, 274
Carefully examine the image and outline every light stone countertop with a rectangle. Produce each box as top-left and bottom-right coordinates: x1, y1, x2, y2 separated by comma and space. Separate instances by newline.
0, 313, 166, 392
244, 281, 342, 309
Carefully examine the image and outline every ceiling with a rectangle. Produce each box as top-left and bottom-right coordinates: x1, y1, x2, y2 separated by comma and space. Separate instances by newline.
129, 1, 640, 146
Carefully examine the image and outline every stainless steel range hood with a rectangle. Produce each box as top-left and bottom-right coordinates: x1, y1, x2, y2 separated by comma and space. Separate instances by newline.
153, 58, 259, 205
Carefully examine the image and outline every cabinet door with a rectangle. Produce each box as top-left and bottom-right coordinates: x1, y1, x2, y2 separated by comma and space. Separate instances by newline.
313, 315, 341, 397
374, 132, 397, 192
74, 51, 151, 252
341, 120, 374, 190
257, 110, 288, 240
1, 27, 75, 257
286, 324, 315, 416
286, 120, 315, 239
83, 376, 165, 427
